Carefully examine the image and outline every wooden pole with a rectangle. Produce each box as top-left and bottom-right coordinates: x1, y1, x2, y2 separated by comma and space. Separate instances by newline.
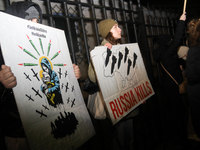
183, 0, 187, 13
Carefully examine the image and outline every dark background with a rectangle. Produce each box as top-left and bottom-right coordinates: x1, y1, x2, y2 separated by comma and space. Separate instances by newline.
137, 0, 196, 7
140, 0, 196, 7
127, 0, 200, 19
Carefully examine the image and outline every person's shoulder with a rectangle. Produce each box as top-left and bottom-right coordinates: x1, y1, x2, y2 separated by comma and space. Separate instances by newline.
101, 39, 109, 46
187, 46, 200, 56
152, 45, 167, 62
189, 46, 200, 51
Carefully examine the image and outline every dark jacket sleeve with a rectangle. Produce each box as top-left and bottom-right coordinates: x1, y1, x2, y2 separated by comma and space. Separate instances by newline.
165, 20, 185, 57
153, 20, 185, 85
152, 20, 185, 63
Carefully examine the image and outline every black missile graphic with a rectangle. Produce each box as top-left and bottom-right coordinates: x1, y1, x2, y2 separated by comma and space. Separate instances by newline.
127, 59, 132, 75
111, 55, 117, 74
133, 53, 138, 68
105, 48, 112, 67
124, 47, 129, 63
118, 51, 123, 69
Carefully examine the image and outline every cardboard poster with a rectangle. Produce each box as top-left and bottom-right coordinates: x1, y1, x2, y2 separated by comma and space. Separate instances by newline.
91, 43, 155, 125
0, 12, 95, 150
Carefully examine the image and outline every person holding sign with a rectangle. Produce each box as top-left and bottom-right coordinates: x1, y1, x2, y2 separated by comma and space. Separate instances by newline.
88, 19, 139, 117
0, 1, 81, 150
87, 19, 139, 148
0, 2, 42, 149
88, 19, 122, 84
152, 12, 188, 148
87, 19, 123, 120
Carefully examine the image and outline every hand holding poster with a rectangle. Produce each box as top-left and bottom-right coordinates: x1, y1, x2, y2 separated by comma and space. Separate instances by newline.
0, 12, 95, 150
90, 43, 155, 125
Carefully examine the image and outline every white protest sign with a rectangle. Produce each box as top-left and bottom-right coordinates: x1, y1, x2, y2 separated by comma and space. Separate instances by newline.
91, 43, 154, 125
0, 12, 95, 150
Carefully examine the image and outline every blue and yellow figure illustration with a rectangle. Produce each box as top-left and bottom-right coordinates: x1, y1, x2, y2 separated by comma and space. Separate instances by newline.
40, 57, 63, 108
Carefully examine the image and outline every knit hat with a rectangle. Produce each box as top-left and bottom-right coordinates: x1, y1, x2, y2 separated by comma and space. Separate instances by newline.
5, 1, 42, 23
25, 6, 39, 21
99, 19, 118, 38
178, 46, 189, 59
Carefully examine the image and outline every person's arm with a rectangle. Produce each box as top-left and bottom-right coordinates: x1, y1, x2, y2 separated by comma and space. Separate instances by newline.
88, 62, 97, 83
0, 65, 17, 89
166, 12, 186, 56
73, 64, 81, 79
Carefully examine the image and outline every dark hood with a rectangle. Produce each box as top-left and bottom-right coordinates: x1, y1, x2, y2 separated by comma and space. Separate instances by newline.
152, 34, 172, 62
153, 34, 172, 46
5, 1, 42, 23
152, 45, 168, 62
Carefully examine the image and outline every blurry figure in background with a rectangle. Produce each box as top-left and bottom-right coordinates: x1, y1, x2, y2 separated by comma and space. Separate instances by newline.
178, 46, 189, 61
177, 46, 188, 86
177, 46, 189, 78
177, 46, 200, 141
152, 12, 188, 149
185, 19, 200, 142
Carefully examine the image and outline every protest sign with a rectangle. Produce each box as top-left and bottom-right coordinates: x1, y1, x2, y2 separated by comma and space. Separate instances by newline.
91, 43, 154, 124
0, 12, 95, 150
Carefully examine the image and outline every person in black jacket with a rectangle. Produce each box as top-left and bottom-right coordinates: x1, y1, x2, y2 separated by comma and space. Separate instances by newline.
152, 12, 188, 149
0, 1, 81, 150
0, 2, 42, 150
186, 19, 200, 140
